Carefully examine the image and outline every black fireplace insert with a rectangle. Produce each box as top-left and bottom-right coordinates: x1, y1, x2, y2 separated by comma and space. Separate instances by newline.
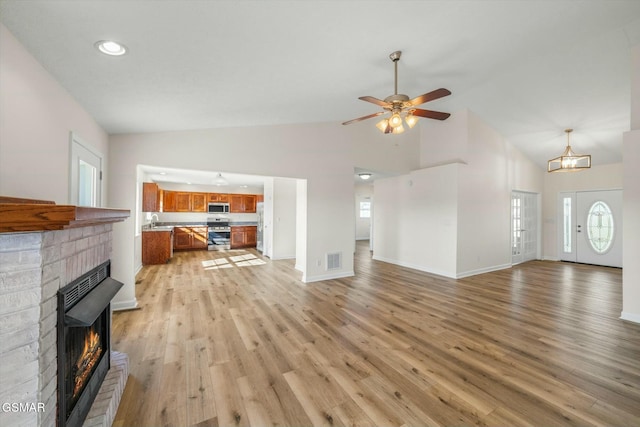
57, 261, 123, 427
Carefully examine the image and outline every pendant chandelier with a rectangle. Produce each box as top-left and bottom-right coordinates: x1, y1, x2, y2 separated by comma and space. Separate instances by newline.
547, 129, 591, 173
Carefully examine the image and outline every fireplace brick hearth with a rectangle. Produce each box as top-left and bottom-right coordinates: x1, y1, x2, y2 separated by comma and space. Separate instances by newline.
0, 200, 130, 427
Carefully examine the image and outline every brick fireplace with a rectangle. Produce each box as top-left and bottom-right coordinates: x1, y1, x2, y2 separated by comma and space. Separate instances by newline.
0, 199, 130, 427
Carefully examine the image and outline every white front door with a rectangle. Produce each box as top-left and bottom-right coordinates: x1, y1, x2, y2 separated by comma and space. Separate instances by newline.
558, 190, 622, 267
511, 191, 538, 265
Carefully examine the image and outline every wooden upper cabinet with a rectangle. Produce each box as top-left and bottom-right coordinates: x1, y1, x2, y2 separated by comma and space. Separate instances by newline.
157, 186, 259, 213
162, 190, 176, 212
208, 193, 229, 202
244, 195, 257, 213
191, 193, 208, 212
142, 182, 160, 212
175, 192, 191, 212
256, 194, 264, 203
230, 194, 257, 213
229, 194, 244, 213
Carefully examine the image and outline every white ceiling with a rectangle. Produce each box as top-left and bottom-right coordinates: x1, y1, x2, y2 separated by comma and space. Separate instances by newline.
2, 0, 640, 175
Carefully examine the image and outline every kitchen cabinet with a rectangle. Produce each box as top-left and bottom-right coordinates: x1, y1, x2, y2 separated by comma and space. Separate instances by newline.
209, 193, 229, 202
162, 190, 176, 212
230, 226, 257, 249
175, 192, 192, 212
191, 193, 208, 212
158, 186, 259, 213
230, 194, 257, 213
165, 192, 207, 212
142, 182, 161, 212
142, 230, 173, 264
173, 226, 208, 250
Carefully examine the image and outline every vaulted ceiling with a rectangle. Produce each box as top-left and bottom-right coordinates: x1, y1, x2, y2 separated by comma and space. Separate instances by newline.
2, 0, 639, 170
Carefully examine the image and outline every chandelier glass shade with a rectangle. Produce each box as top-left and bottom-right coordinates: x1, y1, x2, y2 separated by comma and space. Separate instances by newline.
547, 129, 591, 173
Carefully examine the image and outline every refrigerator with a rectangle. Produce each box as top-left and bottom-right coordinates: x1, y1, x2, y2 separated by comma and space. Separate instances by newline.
256, 202, 264, 253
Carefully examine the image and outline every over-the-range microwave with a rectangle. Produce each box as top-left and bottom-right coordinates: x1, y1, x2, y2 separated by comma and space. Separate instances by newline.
208, 203, 230, 213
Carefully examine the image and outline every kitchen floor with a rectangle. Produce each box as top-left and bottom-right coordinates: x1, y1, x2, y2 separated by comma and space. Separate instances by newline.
112, 242, 640, 426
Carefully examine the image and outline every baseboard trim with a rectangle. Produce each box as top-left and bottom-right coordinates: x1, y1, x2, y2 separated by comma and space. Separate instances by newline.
456, 263, 512, 279
620, 311, 640, 324
303, 270, 355, 283
270, 255, 296, 261
372, 255, 456, 279
112, 299, 138, 311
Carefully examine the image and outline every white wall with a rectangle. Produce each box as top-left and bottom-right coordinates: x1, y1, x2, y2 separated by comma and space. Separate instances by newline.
622, 43, 640, 323
295, 179, 307, 273
0, 24, 109, 204
373, 165, 459, 278
541, 163, 623, 260
355, 183, 373, 240
456, 112, 513, 277
373, 109, 543, 278
270, 177, 297, 260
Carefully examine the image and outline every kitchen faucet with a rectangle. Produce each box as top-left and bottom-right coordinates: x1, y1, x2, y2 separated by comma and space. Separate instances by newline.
150, 214, 159, 228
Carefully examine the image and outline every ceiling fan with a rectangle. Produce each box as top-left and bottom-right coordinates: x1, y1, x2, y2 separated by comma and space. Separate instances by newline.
342, 51, 451, 134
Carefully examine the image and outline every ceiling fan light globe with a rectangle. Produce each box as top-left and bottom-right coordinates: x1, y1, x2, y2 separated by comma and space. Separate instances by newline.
376, 119, 390, 132
391, 124, 405, 134
405, 114, 418, 128
389, 113, 403, 128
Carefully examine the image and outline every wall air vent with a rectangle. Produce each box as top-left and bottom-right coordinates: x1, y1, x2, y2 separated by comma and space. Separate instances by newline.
326, 252, 342, 270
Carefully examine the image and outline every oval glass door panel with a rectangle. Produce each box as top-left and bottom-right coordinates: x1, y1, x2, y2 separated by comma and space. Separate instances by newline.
586, 201, 614, 254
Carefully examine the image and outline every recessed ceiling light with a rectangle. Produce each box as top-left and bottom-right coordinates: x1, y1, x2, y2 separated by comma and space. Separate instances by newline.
95, 40, 127, 56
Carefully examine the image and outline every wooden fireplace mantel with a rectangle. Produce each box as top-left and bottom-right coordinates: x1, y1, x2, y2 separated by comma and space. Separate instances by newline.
0, 196, 130, 232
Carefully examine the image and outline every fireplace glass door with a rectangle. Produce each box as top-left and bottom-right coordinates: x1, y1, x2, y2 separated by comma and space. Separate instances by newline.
63, 314, 107, 420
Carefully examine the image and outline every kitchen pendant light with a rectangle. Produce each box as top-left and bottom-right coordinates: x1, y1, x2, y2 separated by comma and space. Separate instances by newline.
547, 129, 591, 173
213, 173, 229, 186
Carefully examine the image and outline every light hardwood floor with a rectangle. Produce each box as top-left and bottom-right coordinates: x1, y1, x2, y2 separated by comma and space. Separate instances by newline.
113, 241, 640, 426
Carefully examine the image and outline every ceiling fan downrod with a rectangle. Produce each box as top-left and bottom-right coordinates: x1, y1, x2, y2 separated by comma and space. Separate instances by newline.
390, 51, 401, 96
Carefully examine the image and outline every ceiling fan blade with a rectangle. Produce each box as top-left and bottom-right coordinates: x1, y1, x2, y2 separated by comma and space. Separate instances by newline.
412, 108, 451, 120
408, 88, 451, 106
358, 96, 390, 107
342, 111, 385, 125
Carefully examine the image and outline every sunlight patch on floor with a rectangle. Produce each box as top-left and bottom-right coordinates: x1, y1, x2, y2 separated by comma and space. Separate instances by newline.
202, 252, 266, 270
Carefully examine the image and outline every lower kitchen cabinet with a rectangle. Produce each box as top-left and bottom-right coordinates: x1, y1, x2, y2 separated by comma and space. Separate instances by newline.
173, 226, 208, 250
142, 230, 173, 265
230, 226, 257, 249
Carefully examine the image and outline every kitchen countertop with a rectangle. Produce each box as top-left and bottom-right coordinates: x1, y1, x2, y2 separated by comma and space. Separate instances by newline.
143, 222, 208, 232
230, 222, 257, 226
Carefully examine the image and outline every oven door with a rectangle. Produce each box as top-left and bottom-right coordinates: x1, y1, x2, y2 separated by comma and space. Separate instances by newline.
208, 229, 230, 250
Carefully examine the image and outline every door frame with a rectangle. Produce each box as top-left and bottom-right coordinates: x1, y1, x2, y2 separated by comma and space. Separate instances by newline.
69, 132, 103, 207
511, 190, 541, 265
557, 189, 623, 267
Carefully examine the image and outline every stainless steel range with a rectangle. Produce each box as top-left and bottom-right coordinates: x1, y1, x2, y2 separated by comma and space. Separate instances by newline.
207, 217, 231, 250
